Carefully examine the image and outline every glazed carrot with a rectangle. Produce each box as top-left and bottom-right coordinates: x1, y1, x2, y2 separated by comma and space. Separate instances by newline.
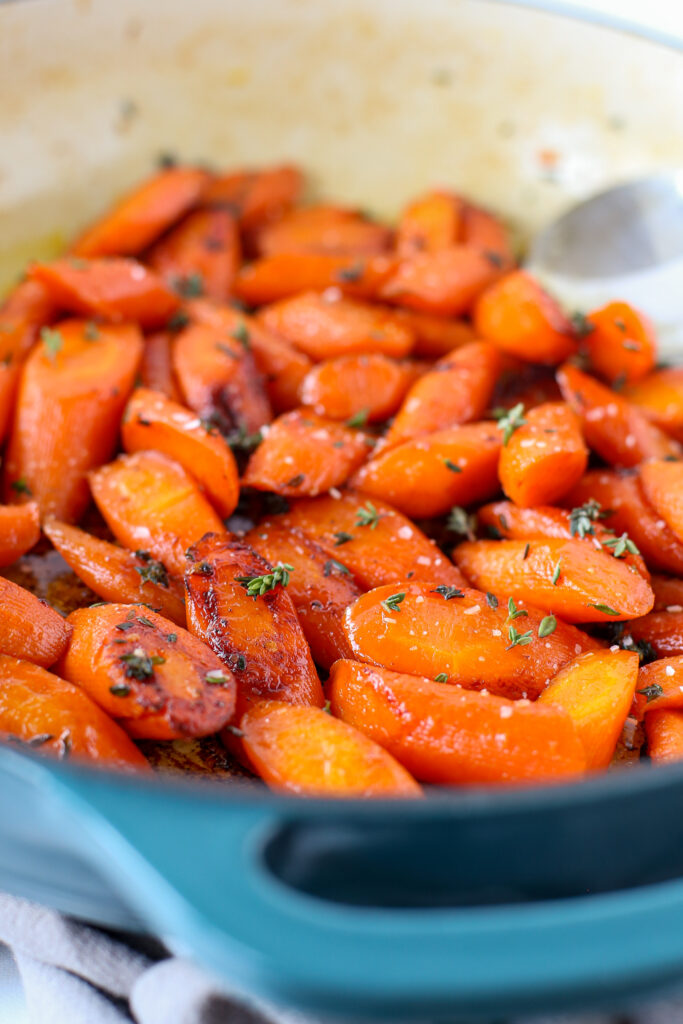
460, 201, 515, 269
122, 388, 240, 518
351, 421, 502, 518
645, 709, 683, 763
343, 582, 600, 701
0, 280, 56, 444
0, 655, 149, 770
0, 503, 40, 567
254, 204, 391, 258
43, 519, 186, 627
299, 354, 419, 423
60, 604, 235, 740
498, 402, 588, 507
329, 660, 585, 784
640, 460, 683, 544
279, 490, 466, 590
585, 302, 656, 385
384, 341, 502, 446
454, 538, 653, 623
242, 409, 370, 497
629, 609, 683, 660
651, 575, 683, 612
89, 450, 225, 576
3, 319, 143, 521
235, 252, 398, 305
242, 700, 421, 797
0, 577, 71, 667
257, 290, 414, 362
537, 650, 639, 769
631, 657, 683, 720
557, 364, 681, 467
184, 534, 324, 726
500, 369, 563, 412
624, 368, 683, 442
71, 166, 210, 257
393, 310, 477, 359
474, 270, 576, 364
204, 164, 303, 232
395, 190, 463, 255
29, 259, 179, 328
139, 331, 183, 402
147, 207, 240, 302
245, 519, 360, 668
381, 246, 501, 317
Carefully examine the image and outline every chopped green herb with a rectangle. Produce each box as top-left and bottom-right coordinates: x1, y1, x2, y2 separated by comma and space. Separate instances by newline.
447, 506, 476, 541
166, 633, 177, 643
167, 309, 190, 333
236, 563, 294, 597
205, 669, 230, 686
538, 615, 557, 638
346, 408, 369, 428
507, 625, 533, 649
431, 585, 464, 600
40, 326, 63, 361
551, 558, 562, 586
506, 597, 528, 622
569, 499, 604, 539
443, 458, 462, 473
231, 654, 247, 672
231, 322, 250, 348
333, 531, 355, 546
602, 532, 640, 558
134, 553, 169, 588
173, 272, 204, 298
637, 682, 664, 704
571, 311, 595, 337
323, 699, 332, 714
494, 402, 526, 445
323, 559, 351, 577
191, 561, 213, 576
84, 321, 100, 341
381, 592, 406, 613
136, 616, 156, 628
287, 473, 305, 488
522, 542, 530, 560
115, 620, 135, 632
336, 262, 364, 282
486, 592, 498, 609
10, 478, 32, 496
109, 683, 131, 697
434, 673, 449, 683
589, 603, 621, 616
225, 427, 263, 452
119, 648, 165, 680
355, 501, 382, 529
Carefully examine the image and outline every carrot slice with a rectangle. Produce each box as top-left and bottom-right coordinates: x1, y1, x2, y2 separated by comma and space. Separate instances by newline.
257, 290, 414, 362
0, 577, 71, 667
3, 319, 143, 521
71, 166, 210, 258
329, 660, 585, 785
586, 302, 656, 385
0, 655, 149, 770
29, 258, 179, 328
89, 450, 225, 576
43, 519, 186, 626
299, 354, 419, 422
640, 460, 683, 544
140, 331, 183, 402
245, 520, 360, 668
122, 388, 240, 518
384, 341, 502, 446
0, 280, 57, 444
381, 246, 501, 317
454, 538, 653, 623
557, 363, 681, 467
351, 421, 502, 518
343, 582, 600, 701
395, 190, 464, 256
147, 207, 240, 302
204, 164, 303, 232
279, 490, 466, 589
500, 369, 564, 412
645, 709, 683, 763
235, 252, 397, 305
393, 310, 477, 359
474, 270, 576, 364
631, 657, 683, 720
537, 650, 639, 769
254, 204, 391, 258
242, 700, 421, 797
498, 402, 588, 507
59, 604, 235, 740
624, 367, 683, 443
630, 609, 683, 660
0, 503, 40, 567
651, 575, 683, 612
460, 201, 515, 269
242, 409, 370, 497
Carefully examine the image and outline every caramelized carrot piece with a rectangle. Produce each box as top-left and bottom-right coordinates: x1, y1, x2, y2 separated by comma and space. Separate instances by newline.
204, 164, 303, 232
257, 290, 414, 362
393, 310, 477, 359
242, 409, 370, 497
474, 270, 576, 364
651, 575, 683, 612
645, 709, 683, 763
0, 655, 149, 770
395, 190, 463, 255
500, 369, 563, 412
89, 450, 225, 575
624, 367, 683, 442
351, 422, 502, 518
245, 520, 360, 668
460, 201, 515, 269
498, 402, 588, 507
329, 660, 585, 784
454, 537, 653, 623
586, 302, 656, 385
59, 604, 235, 740
384, 341, 502, 446
147, 207, 240, 302
3, 319, 143, 521
631, 657, 683, 720
640, 460, 683, 544
558, 363, 681, 467
29, 258, 179, 329
235, 252, 397, 305
0, 281, 56, 443
299, 354, 419, 423
0, 503, 40, 567
254, 204, 391, 258
381, 246, 501, 317
630, 609, 683, 660
122, 388, 240, 518
279, 490, 466, 589
343, 582, 600, 701
71, 166, 210, 257
537, 650, 638, 769
0, 577, 70, 667
140, 331, 183, 402
43, 519, 186, 627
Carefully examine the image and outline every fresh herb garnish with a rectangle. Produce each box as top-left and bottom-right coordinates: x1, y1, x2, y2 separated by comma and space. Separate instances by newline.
173, 272, 204, 298
506, 597, 528, 622
224, 427, 263, 452
551, 558, 562, 586
381, 592, 406, 613
443, 458, 462, 473
115, 620, 135, 632
507, 625, 533, 649
190, 561, 213, 576
486, 592, 499, 609
287, 473, 305, 488
589, 603, 621, 616
323, 559, 350, 577
333, 531, 355, 546
569, 499, 604, 539
355, 501, 382, 529
347, 409, 369, 428
236, 563, 294, 597
231, 322, 250, 348
205, 669, 230, 686
134, 552, 169, 588
602, 532, 640, 558
637, 682, 664, 704
494, 402, 526, 445
109, 683, 131, 697
136, 615, 156, 628
166, 633, 177, 643
119, 648, 165, 680
336, 262, 364, 282
431, 585, 464, 600
434, 673, 449, 683
571, 311, 595, 337
522, 542, 530, 560
447, 506, 476, 541
10, 478, 32, 495
167, 309, 190, 333
538, 615, 557, 638
40, 326, 63, 361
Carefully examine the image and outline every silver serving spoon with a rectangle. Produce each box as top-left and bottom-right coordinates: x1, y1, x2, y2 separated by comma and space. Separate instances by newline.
527, 171, 683, 358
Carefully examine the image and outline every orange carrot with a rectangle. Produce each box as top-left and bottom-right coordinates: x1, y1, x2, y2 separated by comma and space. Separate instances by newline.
299, 354, 420, 423
631, 657, 683, 720
393, 310, 477, 359
460, 201, 515, 269
474, 270, 576, 364
235, 252, 397, 305
0, 503, 40, 567
624, 367, 683, 442
645, 709, 683, 763
395, 190, 464, 255
640, 460, 683, 544
0, 280, 57, 444
204, 164, 303, 232
140, 330, 183, 402
0, 577, 71, 667
498, 402, 588, 507
651, 575, 683, 612
586, 301, 656, 385
147, 207, 240, 302
254, 204, 391, 258
381, 246, 501, 317
630, 609, 683, 660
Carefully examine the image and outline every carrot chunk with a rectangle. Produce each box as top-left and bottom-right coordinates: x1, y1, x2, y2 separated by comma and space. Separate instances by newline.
498, 402, 588, 507
630, 609, 683, 660
0, 577, 71, 667
139, 331, 183, 402
235, 252, 397, 305
624, 367, 683, 443
329, 660, 585, 785
204, 164, 303, 232
395, 190, 464, 256
640, 460, 683, 545
0, 281, 57, 444
254, 204, 391, 258
0, 503, 40, 567
147, 207, 240, 302
460, 201, 515, 269
631, 657, 683, 720
381, 246, 501, 317
299, 354, 419, 423
393, 310, 477, 359
242, 700, 421, 797
645, 709, 683, 763
3, 319, 143, 521
474, 270, 576, 364
586, 302, 656, 385
651, 575, 683, 612
59, 604, 235, 740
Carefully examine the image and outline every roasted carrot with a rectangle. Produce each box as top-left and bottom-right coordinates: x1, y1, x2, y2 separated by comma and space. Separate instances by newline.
139, 330, 183, 402
624, 367, 683, 443
235, 252, 397, 305
43, 519, 186, 626
393, 310, 477, 359
147, 207, 240, 302
651, 575, 683, 613
0, 503, 40, 567
89, 450, 225, 576
537, 650, 639, 769
499, 369, 564, 412
629, 609, 683, 660
631, 657, 683, 720
351, 421, 502, 519
0, 655, 149, 770
640, 460, 683, 544
343, 582, 600, 701
645, 709, 683, 763
474, 270, 576, 364
498, 402, 588, 507
242, 700, 422, 797
122, 388, 240, 518
0, 577, 71, 667
254, 204, 391, 258
381, 246, 501, 317
204, 164, 303, 232
395, 190, 464, 256
0, 280, 56, 444
4, 319, 143, 521
71, 166, 210, 258
242, 409, 370, 497
585, 302, 656, 385
299, 354, 420, 423
329, 660, 585, 784
460, 201, 514, 269
60, 604, 235, 740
